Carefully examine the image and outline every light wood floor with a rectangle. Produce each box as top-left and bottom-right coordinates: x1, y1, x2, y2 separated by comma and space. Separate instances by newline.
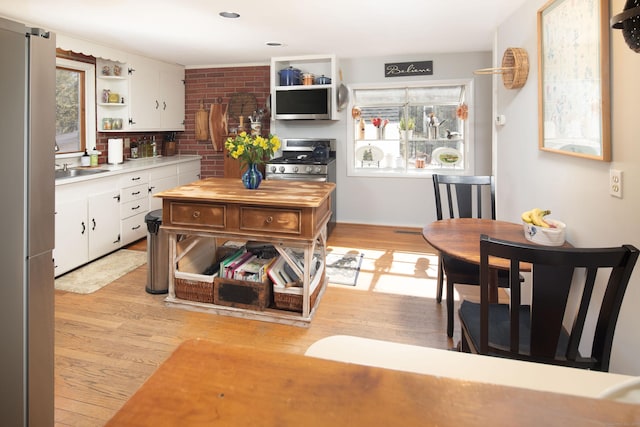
54, 223, 457, 426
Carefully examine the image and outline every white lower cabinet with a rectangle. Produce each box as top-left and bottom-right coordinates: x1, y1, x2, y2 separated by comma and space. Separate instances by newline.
55, 178, 120, 277
149, 164, 178, 211
121, 213, 147, 245
120, 172, 150, 246
54, 198, 89, 276
88, 190, 122, 259
55, 158, 201, 276
177, 159, 201, 185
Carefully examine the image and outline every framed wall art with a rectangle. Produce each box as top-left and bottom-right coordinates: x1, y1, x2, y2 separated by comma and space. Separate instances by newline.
537, 0, 611, 161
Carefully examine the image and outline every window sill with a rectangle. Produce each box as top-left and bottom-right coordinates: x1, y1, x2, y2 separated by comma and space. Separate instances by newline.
349, 166, 465, 178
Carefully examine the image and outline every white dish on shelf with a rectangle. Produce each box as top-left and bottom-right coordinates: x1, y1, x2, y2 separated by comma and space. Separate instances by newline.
356, 145, 384, 162
432, 147, 462, 166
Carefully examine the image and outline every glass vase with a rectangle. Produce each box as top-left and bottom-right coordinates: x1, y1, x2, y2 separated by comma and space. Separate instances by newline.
242, 163, 263, 189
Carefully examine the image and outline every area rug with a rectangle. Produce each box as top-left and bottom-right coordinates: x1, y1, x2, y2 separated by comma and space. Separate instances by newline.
326, 251, 364, 286
55, 249, 147, 294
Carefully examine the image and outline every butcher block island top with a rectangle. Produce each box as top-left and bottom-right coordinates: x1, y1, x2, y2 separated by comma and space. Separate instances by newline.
155, 177, 334, 207
155, 178, 335, 241
154, 178, 336, 326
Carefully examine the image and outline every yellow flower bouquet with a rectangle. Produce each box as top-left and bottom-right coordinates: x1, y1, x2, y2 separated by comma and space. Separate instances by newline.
224, 132, 281, 167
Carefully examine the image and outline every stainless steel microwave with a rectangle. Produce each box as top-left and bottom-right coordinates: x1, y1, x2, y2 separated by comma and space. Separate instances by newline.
274, 87, 332, 120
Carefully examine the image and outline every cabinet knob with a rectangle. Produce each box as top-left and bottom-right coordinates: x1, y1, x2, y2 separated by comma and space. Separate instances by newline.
192, 211, 201, 219
265, 216, 273, 224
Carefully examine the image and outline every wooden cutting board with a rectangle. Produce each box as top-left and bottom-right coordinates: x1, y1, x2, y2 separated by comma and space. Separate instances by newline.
209, 103, 228, 151
195, 100, 208, 141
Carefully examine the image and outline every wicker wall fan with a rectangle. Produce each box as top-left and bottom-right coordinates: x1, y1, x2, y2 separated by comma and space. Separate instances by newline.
474, 47, 529, 90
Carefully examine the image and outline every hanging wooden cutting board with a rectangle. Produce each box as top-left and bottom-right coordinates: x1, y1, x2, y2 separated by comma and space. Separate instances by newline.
195, 100, 209, 141
209, 103, 228, 151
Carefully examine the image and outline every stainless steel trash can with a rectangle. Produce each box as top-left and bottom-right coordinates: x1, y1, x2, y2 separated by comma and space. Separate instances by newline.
145, 209, 168, 294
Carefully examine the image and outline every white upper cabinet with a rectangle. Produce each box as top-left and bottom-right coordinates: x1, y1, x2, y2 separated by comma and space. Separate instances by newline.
128, 54, 185, 131
160, 64, 186, 130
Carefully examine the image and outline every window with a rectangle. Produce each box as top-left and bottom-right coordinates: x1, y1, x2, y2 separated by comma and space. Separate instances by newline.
348, 80, 472, 177
55, 58, 96, 154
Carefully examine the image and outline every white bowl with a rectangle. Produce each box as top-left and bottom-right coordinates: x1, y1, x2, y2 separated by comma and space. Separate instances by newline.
523, 219, 566, 246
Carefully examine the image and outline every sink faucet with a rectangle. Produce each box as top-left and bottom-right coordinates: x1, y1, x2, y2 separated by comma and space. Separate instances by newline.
55, 163, 70, 171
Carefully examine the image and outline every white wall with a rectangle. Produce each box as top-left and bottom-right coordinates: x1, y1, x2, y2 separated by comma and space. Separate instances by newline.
495, 0, 640, 375
273, 52, 493, 227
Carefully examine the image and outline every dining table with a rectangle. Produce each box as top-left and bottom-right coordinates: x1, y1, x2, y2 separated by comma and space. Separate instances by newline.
422, 218, 571, 303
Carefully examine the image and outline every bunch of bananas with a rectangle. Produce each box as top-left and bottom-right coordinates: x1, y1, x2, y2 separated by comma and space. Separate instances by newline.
521, 208, 555, 228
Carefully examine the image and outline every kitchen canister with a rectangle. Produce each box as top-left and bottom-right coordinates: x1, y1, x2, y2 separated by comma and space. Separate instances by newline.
108, 138, 124, 164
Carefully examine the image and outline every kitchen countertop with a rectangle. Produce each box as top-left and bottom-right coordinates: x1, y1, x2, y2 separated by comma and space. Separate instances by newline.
54, 155, 202, 186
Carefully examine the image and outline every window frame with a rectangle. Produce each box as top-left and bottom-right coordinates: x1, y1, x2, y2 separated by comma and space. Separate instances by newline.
55, 57, 96, 157
346, 79, 474, 178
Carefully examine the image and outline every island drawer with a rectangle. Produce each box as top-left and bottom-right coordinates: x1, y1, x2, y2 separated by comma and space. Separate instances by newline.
240, 207, 301, 235
169, 202, 226, 229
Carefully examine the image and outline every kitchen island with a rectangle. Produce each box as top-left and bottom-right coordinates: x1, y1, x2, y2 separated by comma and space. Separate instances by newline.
155, 178, 336, 326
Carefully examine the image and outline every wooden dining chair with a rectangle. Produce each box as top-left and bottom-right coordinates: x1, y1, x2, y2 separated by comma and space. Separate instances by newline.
432, 174, 505, 337
459, 235, 639, 371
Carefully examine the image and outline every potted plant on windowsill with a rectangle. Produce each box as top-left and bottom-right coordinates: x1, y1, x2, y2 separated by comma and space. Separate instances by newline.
399, 117, 415, 140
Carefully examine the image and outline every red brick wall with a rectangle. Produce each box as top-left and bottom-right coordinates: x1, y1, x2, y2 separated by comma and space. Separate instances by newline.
180, 66, 271, 178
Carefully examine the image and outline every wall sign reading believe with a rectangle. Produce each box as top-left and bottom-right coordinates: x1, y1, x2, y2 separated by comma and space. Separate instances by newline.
384, 61, 433, 77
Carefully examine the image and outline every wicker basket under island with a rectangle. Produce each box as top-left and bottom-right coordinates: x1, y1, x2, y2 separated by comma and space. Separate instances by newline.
155, 178, 335, 327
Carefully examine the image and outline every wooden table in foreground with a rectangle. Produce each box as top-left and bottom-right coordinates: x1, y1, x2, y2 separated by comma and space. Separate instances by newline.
106, 339, 640, 427
155, 178, 336, 326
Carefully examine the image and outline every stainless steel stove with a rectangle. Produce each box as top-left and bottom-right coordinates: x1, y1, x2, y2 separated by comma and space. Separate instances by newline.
266, 138, 336, 234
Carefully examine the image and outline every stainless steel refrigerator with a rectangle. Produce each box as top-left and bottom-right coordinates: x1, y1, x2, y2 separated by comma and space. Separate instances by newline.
0, 17, 56, 426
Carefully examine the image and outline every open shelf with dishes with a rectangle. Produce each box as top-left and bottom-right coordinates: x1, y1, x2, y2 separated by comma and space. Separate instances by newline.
96, 58, 129, 132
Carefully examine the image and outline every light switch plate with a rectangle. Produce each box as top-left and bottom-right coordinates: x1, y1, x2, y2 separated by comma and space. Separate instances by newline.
610, 169, 622, 198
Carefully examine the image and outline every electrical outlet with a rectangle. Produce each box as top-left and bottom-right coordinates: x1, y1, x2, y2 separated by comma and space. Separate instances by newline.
610, 169, 622, 198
